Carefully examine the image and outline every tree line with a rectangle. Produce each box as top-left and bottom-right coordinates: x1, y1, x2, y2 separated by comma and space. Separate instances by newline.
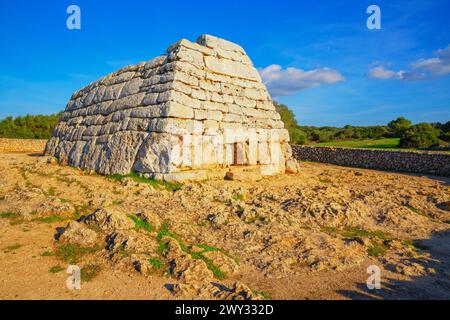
0, 106, 449, 150
0, 113, 61, 139
274, 102, 450, 149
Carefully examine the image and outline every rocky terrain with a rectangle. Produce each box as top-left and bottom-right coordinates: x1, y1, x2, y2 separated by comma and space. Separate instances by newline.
1, 146, 449, 299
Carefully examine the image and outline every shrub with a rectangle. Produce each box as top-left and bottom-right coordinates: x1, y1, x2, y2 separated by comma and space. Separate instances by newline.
388, 117, 412, 137
399, 123, 440, 148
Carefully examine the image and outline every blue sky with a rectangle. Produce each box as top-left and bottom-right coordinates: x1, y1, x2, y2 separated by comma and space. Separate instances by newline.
0, 0, 449, 126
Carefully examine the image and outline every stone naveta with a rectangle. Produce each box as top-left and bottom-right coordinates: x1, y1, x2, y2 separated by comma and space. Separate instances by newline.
45, 34, 299, 181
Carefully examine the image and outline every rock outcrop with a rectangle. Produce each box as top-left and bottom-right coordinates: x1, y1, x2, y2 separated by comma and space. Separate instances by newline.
45, 35, 298, 181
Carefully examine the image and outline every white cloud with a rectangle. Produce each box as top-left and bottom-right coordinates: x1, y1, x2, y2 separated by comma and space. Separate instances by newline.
258, 64, 344, 97
368, 65, 404, 79
368, 65, 424, 80
411, 45, 450, 75
369, 44, 450, 81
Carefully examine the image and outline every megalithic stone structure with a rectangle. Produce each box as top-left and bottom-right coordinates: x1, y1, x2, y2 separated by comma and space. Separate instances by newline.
45, 35, 299, 181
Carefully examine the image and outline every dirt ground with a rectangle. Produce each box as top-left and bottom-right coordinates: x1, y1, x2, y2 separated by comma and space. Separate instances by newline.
0, 149, 449, 300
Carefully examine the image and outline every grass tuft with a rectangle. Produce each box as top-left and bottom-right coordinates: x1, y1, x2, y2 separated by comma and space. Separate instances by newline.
155, 223, 227, 280
367, 242, 389, 257
128, 215, 155, 233
81, 264, 101, 282
54, 243, 99, 264
342, 227, 389, 240
4, 244, 22, 253
0, 212, 19, 219
49, 265, 64, 273
149, 257, 164, 271
33, 215, 68, 223
107, 172, 183, 191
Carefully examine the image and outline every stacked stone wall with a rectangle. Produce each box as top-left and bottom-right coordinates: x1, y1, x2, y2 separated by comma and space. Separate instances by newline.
292, 145, 450, 176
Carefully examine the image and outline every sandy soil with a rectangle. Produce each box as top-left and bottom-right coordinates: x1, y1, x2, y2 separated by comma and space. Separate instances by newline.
0, 151, 449, 300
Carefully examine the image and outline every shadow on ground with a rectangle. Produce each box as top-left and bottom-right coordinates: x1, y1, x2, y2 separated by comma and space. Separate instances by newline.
337, 229, 450, 300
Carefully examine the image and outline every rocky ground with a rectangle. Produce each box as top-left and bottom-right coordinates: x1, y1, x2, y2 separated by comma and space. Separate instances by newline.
0, 148, 449, 300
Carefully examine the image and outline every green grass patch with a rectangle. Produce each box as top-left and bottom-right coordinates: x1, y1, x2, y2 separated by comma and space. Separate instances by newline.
155, 223, 227, 280
81, 264, 101, 282
54, 243, 99, 264
312, 138, 400, 149
404, 205, 430, 218
0, 212, 18, 219
149, 257, 164, 271
367, 242, 389, 257
233, 193, 245, 201
128, 215, 155, 233
33, 215, 68, 223
73, 204, 90, 219
49, 265, 64, 273
196, 244, 221, 253
41, 250, 54, 257
107, 172, 183, 191
342, 227, 389, 240
43, 187, 57, 197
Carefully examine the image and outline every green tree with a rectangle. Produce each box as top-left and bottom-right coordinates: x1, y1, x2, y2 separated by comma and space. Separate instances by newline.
399, 123, 440, 148
274, 102, 307, 144
388, 117, 412, 137
0, 113, 61, 139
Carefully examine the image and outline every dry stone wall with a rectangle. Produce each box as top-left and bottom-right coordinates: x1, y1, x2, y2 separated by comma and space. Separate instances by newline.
292, 145, 450, 177
0, 138, 47, 153
45, 35, 298, 179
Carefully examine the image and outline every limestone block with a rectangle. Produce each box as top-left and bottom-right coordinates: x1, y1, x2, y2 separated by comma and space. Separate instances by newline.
248, 129, 258, 165
167, 39, 215, 56
110, 93, 146, 112
197, 34, 246, 54
169, 46, 205, 67
224, 143, 234, 165
256, 100, 275, 111
200, 80, 221, 92
204, 56, 261, 82
162, 102, 194, 119
194, 109, 223, 121
227, 103, 243, 115
202, 101, 228, 113
192, 135, 203, 168
191, 89, 208, 101
142, 92, 159, 106
153, 118, 202, 136
234, 96, 257, 108
170, 90, 201, 109
213, 135, 224, 165
119, 77, 143, 98
174, 71, 199, 87
216, 47, 242, 62
244, 88, 266, 100
144, 55, 167, 70
258, 142, 270, 165
103, 83, 126, 101
223, 113, 243, 123
202, 136, 218, 165
93, 86, 107, 104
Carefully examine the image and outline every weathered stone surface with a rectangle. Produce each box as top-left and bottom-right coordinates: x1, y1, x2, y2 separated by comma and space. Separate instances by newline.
45, 34, 298, 179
